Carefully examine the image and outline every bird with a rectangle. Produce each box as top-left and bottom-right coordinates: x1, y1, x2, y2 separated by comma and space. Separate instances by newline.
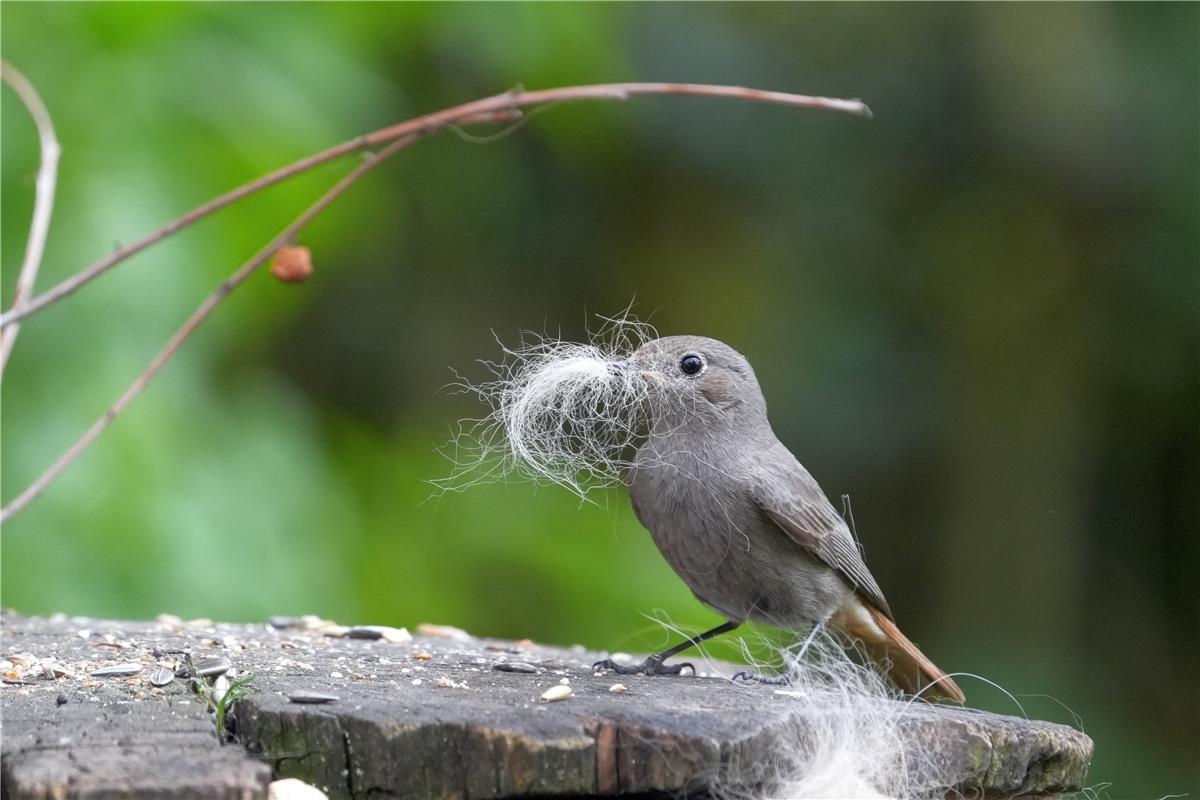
592, 335, 964, 703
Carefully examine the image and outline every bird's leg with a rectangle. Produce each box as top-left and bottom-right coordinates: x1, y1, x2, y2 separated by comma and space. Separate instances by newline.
592, 620, 739, 677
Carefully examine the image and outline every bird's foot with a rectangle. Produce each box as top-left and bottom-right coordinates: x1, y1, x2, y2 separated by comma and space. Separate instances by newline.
592, 654, 694, 677
731, 669, 791, 686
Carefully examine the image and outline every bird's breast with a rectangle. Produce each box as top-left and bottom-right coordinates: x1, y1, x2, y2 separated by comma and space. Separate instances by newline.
628, 441, 766, 619
627, 436, 851, 629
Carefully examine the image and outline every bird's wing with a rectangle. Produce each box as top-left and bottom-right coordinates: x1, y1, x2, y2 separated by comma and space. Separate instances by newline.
749, 448, 894, 621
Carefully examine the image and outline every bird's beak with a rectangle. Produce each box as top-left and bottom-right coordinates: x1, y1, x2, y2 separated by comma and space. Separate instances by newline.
608, 359, 663, 384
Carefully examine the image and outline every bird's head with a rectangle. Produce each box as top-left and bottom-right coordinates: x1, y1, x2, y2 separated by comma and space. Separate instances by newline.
619, 335, 768, 430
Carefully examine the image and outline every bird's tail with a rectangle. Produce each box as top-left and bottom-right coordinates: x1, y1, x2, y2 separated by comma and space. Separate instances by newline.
830, 595, 965, 703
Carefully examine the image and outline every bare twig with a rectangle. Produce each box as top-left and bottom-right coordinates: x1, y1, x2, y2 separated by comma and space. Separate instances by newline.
0, 83, 869, 330
0, 61, 60, 374
0, 136, 412, 524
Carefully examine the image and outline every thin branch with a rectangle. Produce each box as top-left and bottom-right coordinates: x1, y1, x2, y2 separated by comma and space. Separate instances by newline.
0, 135, 412, 524
0, 61, 60, 375
0, 82, 869, 330
0, 82, 871, 523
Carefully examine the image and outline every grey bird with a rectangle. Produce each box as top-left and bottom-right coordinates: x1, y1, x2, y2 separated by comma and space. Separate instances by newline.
593, 335, 964, 703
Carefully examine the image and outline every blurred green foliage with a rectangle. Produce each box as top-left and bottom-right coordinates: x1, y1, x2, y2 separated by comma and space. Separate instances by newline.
2, 4, 1196, 796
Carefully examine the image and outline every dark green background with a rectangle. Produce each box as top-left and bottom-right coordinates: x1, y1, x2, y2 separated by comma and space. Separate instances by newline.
2, 4, 1196, 796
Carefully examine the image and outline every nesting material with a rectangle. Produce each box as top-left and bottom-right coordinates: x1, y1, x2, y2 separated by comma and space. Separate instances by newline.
718, 630, 958, 800
438, 314, 660, 498
268, 778, 328, 800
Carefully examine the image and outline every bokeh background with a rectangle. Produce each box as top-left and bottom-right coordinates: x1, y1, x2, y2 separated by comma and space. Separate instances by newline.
2, 3, 1196, 796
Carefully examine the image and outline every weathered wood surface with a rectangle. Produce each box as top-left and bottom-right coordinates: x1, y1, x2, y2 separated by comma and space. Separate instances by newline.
1, 612, 1092, 799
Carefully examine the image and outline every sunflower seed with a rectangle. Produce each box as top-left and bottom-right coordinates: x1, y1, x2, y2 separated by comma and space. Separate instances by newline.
347, 625, 411, 643
91, 663, 143, 677
492, 662, 537, 674
268, 616, 305, 629
193, 657, 231, 677
150, 667, 175, 687
211, 675, 229, 705
288, 690, 338, 704
346, 626, 386, 640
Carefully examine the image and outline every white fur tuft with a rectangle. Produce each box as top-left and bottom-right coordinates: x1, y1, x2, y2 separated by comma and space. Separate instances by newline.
435, 312, 659, 499
721, 630, 946, 800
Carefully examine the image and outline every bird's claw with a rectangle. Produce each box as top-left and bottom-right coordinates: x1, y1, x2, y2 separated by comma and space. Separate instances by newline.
592, 655, 695, 677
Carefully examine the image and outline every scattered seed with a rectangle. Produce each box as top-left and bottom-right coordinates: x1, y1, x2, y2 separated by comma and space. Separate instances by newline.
609, 683, 628, 693
8, 654, 36, 669
416, 623, 470, 641
288, 690, 338, 705
492, 662, 537, 674
413, 652, 433, 661
56, 693, 68, 706
211, 675, 229, 705
42, 663, 69, 679
91, 663, 143, 677
559, 677, 570, 685
540, 685, 572, 702
150, 667, 175, 687
346, 626, 384, 640
381, 627, 413, 644
346, 625, 410, 643
268, 616, 305, 629
193, 657, 232, 677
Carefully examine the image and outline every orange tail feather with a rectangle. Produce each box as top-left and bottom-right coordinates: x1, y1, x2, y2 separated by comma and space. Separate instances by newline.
831, 597, 965, 703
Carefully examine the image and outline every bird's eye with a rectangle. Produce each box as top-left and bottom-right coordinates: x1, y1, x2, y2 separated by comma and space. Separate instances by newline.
679, 354, 704, 376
